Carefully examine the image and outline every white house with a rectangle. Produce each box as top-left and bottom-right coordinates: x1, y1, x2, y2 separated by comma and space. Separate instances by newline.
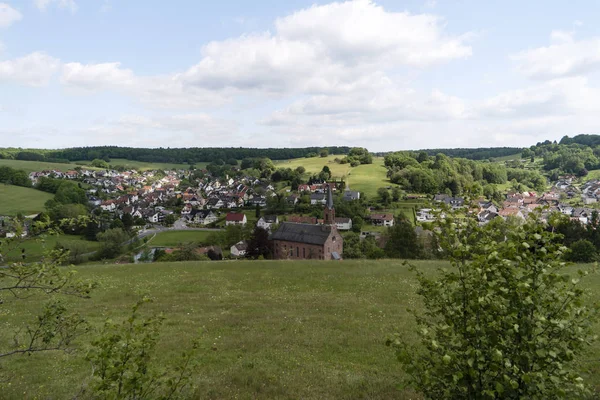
257, 215, 279, 231
230, 241, 248, 257
225, 212, 247, 226
189, 210, 218, 225
334, 217, 352, 231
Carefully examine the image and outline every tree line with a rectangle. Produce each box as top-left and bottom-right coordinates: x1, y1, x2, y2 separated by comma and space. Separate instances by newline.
0, 146, 354, 164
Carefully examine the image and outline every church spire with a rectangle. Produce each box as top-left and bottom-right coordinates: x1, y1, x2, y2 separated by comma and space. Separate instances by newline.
326, 183, 334, 210
324, 184, 335, 225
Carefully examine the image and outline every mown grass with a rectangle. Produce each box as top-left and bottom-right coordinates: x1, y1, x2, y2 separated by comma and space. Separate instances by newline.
0, 159, 87, 174
148, 230, 217, 247
1, 260, 598, 399
0, 185, 54, 215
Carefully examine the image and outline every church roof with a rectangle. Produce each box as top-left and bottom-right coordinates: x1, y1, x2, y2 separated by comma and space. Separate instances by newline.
270, 222, 333, 245
326, 184, 334, 209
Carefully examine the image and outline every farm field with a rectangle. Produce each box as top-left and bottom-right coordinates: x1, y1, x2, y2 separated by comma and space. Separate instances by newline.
1, 234, 101, 262
1, 260, 598, 399
0, 185, 54, 215
0, 159, 87, 174
147, 230, 217, 247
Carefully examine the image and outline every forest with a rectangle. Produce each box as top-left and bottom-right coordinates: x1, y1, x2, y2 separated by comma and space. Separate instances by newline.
0, 146, 353, 164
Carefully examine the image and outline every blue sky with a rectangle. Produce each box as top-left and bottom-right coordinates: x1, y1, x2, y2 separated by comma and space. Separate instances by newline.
1, 0, 600, 151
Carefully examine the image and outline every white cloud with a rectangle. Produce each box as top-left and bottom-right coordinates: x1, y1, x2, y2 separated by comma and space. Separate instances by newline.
512, 32, 600, 80
0, 3, 22, 28
61, 62, 136, 89
182, 0, 471, 93
34, 0, 77, 13
0, 52, 60, 86
61, 62, 230, 109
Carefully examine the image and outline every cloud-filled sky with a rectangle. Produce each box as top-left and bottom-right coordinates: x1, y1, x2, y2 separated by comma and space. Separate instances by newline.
1, 0, 600, 151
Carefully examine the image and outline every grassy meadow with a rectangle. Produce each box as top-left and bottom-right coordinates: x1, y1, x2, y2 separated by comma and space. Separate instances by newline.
0, 159, 88, 174
1, 260, 599, 399
1, 234, 101, 263
0, 185, 54, 216
275, 155, 391, 198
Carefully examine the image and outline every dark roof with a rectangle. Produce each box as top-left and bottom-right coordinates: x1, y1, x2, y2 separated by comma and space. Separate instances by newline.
270, 222, 333, 245
262, 215, 278, 223
326, 184, 334, 209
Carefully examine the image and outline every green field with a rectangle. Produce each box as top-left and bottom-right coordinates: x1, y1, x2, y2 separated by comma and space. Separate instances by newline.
147, 230, 218, 247
0, 185, 54, 215
0, 159, 87, 174
1, 260, 598, 399
347, 158, 391, 198
1, 234, 101, 262
275, 156, 390, 198
275, 155, 352, 178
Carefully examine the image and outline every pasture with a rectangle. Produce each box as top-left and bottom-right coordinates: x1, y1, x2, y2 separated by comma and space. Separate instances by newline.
1, 234, 101, 262
0, 159, 85, 174
0, 185, 54, 215
275, 156, 391, 198
1, 260, 598, 399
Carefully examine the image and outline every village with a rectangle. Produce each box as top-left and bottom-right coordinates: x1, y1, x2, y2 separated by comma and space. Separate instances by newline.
1, 163, 598, 263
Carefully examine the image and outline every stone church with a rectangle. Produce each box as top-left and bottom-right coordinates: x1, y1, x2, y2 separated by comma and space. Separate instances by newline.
270, 185, 343, 260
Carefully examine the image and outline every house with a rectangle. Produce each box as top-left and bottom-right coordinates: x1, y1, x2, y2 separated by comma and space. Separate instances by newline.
257, 215, 279, 231
286, 194, 299, 206
230, 241, 248, 257
334, 217, 352, 231
416, 208, 435, 223
188, 210, 218, 225
206, 198, 224, 209
498, 208, 525, 220
434, 194, 465, 209
310, 193, 327, 205
343, 190, 361, 201
225, 212, 247, 226
248, 196, 267, 207
181, 204, 193, 215
271, 185, 342, 260
368, 213, 395, 227
582, 195, 597, 205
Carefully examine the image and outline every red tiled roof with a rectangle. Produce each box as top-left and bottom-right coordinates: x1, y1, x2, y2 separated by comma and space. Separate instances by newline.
226, 213, 246, 222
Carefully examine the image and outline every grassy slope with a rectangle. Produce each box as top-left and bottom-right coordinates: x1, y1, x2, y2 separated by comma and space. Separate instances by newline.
275, 156, 391, 198
0, 185, 54, 215
0, 159, 87, 174
148, 230, 217, 247
1, 234, 101, 262
1, 260, 598, 399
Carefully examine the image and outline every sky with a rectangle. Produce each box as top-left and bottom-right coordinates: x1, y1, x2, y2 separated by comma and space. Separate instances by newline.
1, 0, 600, 151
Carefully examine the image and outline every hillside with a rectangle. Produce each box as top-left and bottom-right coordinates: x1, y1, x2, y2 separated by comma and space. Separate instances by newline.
0, 185, 54, 215
1, 260, 599, 399
0, 159, 86, 174
275, 155, 390, 198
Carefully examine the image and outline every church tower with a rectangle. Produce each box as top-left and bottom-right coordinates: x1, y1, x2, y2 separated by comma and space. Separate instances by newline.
323, 184, 336, 225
